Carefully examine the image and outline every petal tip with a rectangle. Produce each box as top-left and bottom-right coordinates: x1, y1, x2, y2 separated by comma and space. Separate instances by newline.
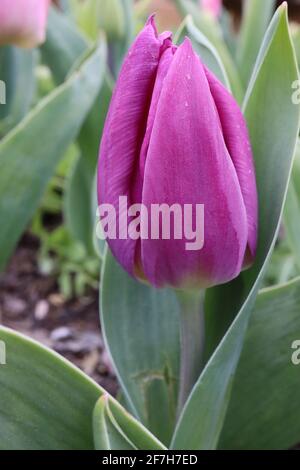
183, 36, 193, 49
177, 36, 195, 57
146, 14, 158, 36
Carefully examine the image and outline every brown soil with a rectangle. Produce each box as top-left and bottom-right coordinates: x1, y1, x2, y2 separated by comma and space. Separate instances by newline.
0, 232, 118, 396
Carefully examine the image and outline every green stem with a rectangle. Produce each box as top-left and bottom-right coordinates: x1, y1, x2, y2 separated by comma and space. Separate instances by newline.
176, 289, 205, 417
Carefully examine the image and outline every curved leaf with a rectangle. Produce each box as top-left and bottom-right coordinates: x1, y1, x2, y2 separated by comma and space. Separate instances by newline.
93, 396, 135, 450
100, 249, 180, 446
93, 396, 167, 450
0, 47, 36, 134
0, 326, 102, 450
171, 4, 300, 450
220, 277, 300, 449
0, 43, 106, 271
237, 0, 276, 87
284, 141, 300, 271
65, 73, 113, 252
41, 6, 89, 84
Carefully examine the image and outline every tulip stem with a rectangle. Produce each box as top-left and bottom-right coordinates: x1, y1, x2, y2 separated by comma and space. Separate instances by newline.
176, 289, 205, 418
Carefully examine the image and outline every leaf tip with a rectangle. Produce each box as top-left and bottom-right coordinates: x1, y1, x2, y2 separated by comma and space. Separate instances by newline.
279, 1, 288, 19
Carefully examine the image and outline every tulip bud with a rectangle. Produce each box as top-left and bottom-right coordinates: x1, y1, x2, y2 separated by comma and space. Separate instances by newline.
98, 17, 258, 290
0, 0, 50, 48
98, 0, 125, 41
200, 0, 222, 18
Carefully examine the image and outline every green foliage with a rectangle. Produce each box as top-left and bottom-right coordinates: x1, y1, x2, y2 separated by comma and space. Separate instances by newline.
171, 4, 299, 450
0, 44, 106, 272
0, 326, 164, 450
0, 326, 101, 449
101, 249, 180, 446
0, 46, 36, 134
219, 277, 300, 450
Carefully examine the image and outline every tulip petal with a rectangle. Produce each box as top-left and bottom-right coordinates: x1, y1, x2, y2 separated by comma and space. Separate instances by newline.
139, 44, 176, 189
98, 17, 170, 276
141, 39, 248, 288
204, 66, 258, 262
0, 0, 50, 48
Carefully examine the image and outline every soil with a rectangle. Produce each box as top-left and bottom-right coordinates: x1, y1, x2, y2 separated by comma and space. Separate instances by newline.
0, 232, 118, 397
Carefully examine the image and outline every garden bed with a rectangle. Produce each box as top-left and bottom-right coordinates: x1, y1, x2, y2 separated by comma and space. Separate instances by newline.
0, 232, 117, 397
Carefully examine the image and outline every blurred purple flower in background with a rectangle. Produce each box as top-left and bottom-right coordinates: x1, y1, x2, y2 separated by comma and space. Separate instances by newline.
0, 0, 50, 48
201, 0, 222, 17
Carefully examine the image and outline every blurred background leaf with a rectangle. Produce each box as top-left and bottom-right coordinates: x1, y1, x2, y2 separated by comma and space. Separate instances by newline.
236, 0, 276, 87
0, 47, 37, 135
41, 6, 89, 85
65, 73, 113, 254
0, 43, 106, 271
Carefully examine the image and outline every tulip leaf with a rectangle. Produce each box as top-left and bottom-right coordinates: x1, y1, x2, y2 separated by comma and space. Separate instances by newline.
65, 74, 113, 252
70, 0, 102, 41
0, 43, 106, 272
93, 396, 167, 450
64, 151, 96, 252
93, 396, 136, 450
171, 4, 300, 450
100, 249, 180, 446
292, 27, 300, 68
0, 47, 36, 134
284, 142, 300, 271
0, 326, 103, 450
173, 0, 243, 101
121, 0, 135, 50
237, 0, 276, 87
108, 399, 167, 450
0, 46, 16, 121
0, 326, 160, 451
92, 173, 106, 258
41, 6, 89, 84
219, 277, 300, 449
290, 141, 300, 201
175, 16, 230, 90
204, 3, 297, 362
107, 0, 135, 77
284, 180, 300, 272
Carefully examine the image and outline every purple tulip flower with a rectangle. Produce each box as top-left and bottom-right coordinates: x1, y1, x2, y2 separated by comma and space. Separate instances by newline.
98, 17, 258, 290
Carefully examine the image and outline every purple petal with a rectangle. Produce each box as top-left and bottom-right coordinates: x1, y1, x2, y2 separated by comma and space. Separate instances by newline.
138, 43, 176, 194
98, 17, 170, 276
140, 39, 248, 288
204, 66, 258, 264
